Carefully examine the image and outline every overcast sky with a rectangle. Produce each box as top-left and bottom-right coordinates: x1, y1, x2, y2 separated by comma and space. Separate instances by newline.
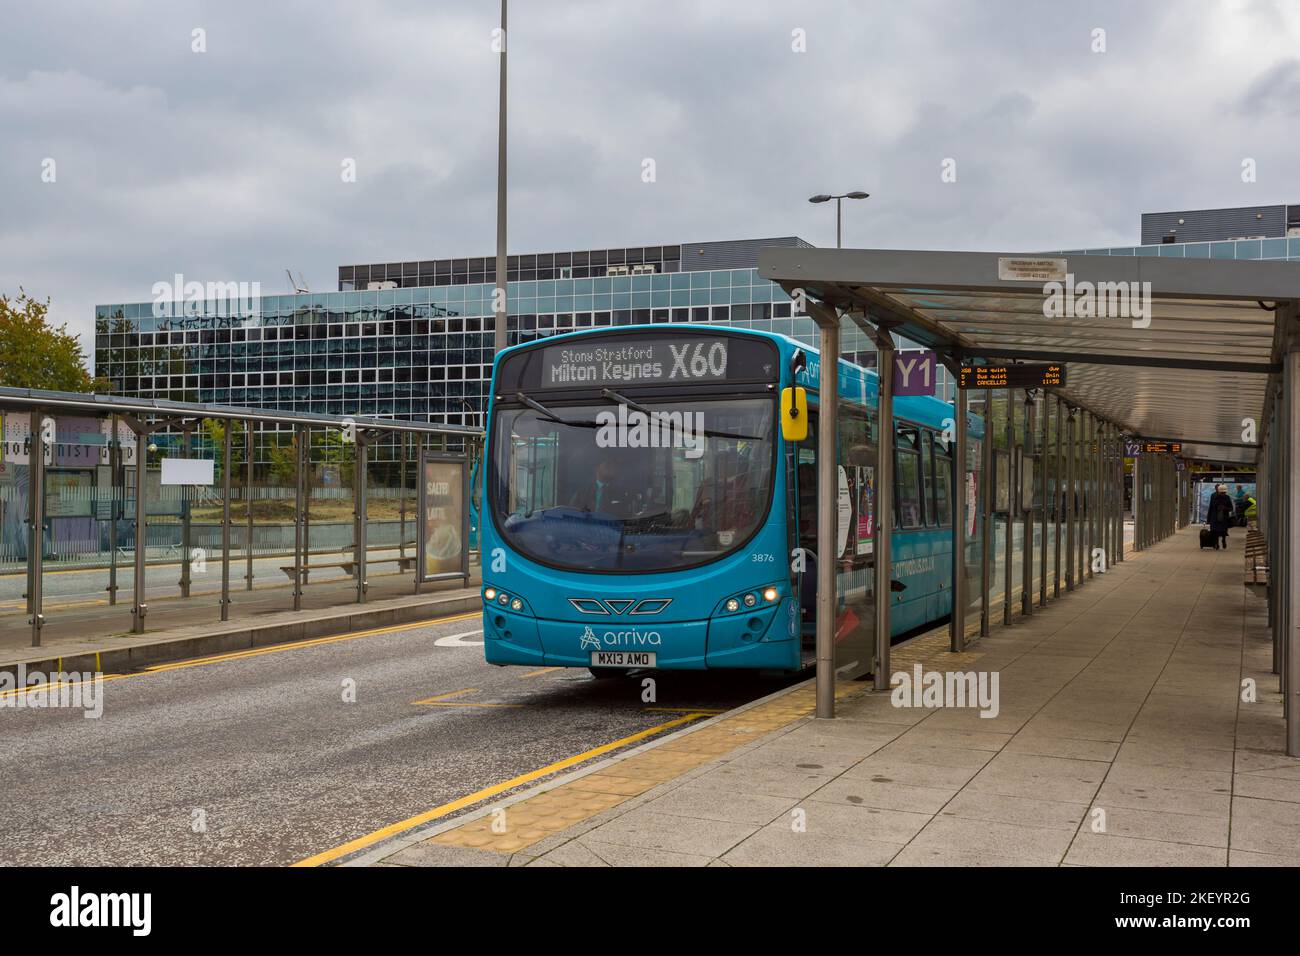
2, 0, 1298, 365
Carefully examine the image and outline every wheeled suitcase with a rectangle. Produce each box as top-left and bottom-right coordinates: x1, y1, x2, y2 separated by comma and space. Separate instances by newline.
1199, 528, 1215, 549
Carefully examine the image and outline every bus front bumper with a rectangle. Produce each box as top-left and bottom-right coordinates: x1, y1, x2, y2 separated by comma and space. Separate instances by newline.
482, 601, 800, 671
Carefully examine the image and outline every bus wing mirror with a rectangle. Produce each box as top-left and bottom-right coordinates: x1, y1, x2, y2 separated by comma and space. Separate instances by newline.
780, 387, 808, 442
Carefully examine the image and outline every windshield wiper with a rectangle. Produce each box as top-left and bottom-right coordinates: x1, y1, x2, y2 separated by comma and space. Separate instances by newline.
601, 388, 651, 414
513, 391, 598, 428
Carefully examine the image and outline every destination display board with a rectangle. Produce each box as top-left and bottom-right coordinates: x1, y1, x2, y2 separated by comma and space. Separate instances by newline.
499, 333, 779, 392
959, 363, 1066, 389
1140, 441, 1182, 454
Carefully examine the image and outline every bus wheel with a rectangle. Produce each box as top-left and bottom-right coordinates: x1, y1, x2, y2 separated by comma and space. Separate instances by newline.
588, 668, 627, 679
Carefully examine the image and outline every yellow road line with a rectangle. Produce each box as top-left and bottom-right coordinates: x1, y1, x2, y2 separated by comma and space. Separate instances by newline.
642, 706, 726, 715
518, 667, 563, 679
413, 687, 523, 708
412, 687, 477, 704
292, 712, 707, 867
420, 701, 524, 709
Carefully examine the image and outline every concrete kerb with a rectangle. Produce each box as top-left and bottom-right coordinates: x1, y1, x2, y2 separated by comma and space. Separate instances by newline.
342, 674, 825, 867
0, 590, 479, 680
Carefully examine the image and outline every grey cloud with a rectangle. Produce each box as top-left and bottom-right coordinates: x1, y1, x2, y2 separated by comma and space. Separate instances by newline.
0, 0, 1297, 364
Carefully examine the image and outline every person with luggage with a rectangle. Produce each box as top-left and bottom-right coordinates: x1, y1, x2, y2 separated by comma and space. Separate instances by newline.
1207, 483, 1235, 550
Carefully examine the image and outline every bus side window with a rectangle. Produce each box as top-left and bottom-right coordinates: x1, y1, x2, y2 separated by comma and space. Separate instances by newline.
932, 433, 953, 527
894, 423, 925, 529
921, 430, 936, 527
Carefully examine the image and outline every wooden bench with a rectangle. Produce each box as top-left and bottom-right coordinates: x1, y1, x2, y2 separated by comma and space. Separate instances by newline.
279, 555, 416, 581
1245, 528, 1268, 585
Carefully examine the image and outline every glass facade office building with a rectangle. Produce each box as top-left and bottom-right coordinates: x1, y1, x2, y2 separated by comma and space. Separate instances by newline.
94, 237, 935, 427
95, 234, 1300, 428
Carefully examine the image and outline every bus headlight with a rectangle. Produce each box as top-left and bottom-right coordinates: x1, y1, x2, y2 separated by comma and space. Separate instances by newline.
510, 597, 523, 611
484, 588, 497, 602
715, 585, 781, 616
498, 593, 510, 605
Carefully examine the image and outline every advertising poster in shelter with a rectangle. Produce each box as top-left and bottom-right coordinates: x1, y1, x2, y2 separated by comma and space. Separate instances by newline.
422, 458, 467, 580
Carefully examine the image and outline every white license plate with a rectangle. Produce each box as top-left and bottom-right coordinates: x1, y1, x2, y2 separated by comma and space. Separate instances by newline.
590, 651, 656, 668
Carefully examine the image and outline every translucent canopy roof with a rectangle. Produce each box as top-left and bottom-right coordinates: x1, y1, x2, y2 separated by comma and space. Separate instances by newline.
759, 248, 1294, 465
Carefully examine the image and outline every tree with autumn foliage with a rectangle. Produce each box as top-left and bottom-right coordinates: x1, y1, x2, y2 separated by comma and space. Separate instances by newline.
0, 290, 111, 392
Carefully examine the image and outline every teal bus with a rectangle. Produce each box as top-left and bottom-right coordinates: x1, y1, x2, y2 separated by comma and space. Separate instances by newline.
479, 325, 980, 677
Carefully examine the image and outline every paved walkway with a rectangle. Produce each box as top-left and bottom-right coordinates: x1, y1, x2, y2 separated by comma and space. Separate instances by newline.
363, 524, 1294, 867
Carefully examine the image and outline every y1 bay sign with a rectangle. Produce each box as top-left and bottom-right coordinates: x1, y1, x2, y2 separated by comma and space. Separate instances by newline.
893, 350, 936, 397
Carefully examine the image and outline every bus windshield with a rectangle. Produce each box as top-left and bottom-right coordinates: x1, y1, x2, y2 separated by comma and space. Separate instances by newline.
489, 397, 774, 572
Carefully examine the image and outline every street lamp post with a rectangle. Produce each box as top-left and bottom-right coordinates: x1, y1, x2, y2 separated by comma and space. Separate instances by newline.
494, 0, 508, 354
808, 191, 869, 248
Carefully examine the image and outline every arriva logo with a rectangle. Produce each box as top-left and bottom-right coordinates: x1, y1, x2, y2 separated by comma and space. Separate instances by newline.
579, 627, 601, 651
603, 628, 662, 646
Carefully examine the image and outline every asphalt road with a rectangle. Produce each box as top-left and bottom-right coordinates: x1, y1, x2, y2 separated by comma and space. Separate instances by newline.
0, 612, 802, 866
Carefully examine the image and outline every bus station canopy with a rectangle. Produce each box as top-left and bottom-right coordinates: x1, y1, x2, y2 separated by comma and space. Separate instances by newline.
758, 248, 1297, 464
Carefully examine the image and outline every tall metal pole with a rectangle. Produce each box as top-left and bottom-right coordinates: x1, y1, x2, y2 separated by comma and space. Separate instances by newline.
245, 422, 254, 590
1133, 452, 1142, 552
414, 434, 424, 596
1065, 407, 1076, 589
292, 426, 305, 612
816, 320, 841, 715
1039, 392, 1049, 605
873, 336, 895, 693
400, 433, 408, 560
1081, 413, 1091, 577
979, 387, 993, 636
1054, 396, 1062, 595
1084, 413, 1094, 580
356, 434, 369, 604
493, 0, 508, 355
1102, 423, 1111, 568
179, 426, 192, 597
28, 410, 45, 647
835, 198, 842, 249
1021, 391, 1034, 616
302, 427, 311, 585
107, 413, 119, 606
950, 385, 967, 652
132, 426, 148, 633
221, 418, 232, 622
1003, 394, 1015, 624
